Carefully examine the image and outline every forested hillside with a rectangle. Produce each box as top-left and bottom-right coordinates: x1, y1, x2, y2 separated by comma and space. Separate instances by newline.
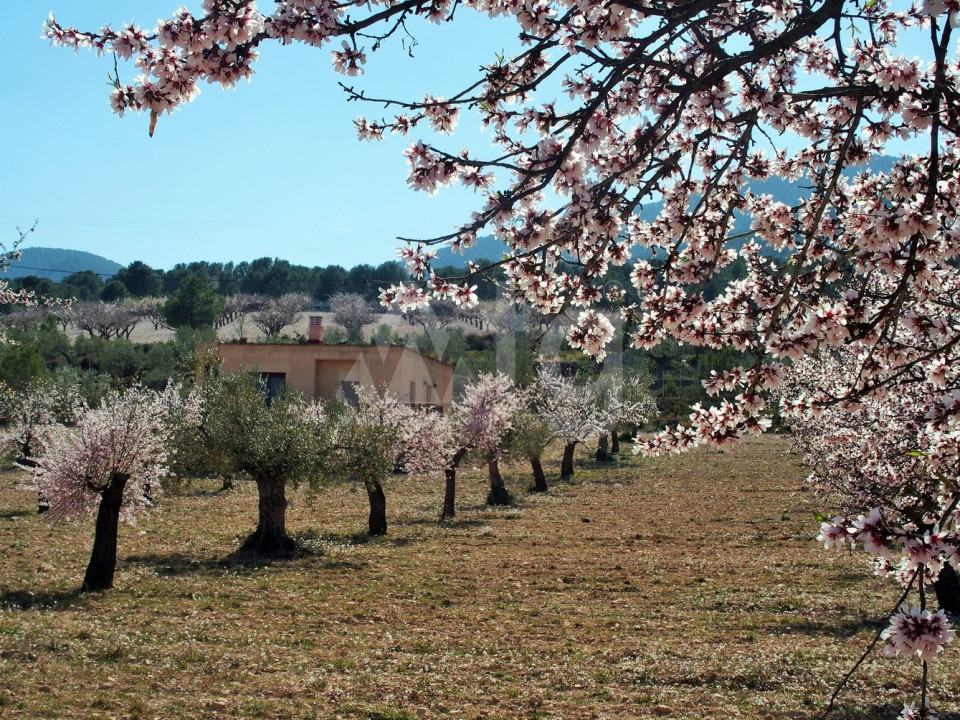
5, 248, 121, 282
10, 257, 410, 304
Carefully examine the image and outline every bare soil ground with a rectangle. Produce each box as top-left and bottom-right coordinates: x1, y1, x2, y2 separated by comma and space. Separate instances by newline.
0, 436, 956, 719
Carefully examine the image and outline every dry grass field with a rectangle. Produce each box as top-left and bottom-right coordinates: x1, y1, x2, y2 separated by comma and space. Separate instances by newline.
0, 436, 956, 719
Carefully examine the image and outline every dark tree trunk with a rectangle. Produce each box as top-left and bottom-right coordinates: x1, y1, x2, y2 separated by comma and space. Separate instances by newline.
531, 457, 548, 492
34, 458, 49, 513
442, 448, 467, 520
241, 477, 294, 555
595, 433, 613, 462
18, 440, 40, 505
443, 466, 457, 519
220, 475, 234, 491
81, 473, 129, 592
935, 563, 960, 615
611, 425, 621, 454
367, 479, 388, 536
487, 457, 512, 506
561, 442, 576, 478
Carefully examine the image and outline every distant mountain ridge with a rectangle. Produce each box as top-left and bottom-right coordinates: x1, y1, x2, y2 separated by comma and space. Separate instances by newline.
12, 158, 897, 281
430, 156, 899, 268
4, 247, 122, 281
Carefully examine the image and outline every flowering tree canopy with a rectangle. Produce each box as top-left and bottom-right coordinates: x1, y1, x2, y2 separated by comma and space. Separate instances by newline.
46, 1, 960, 454
68, 301, 140, 340
354, 386, 453, 476
454, 373, 520, 460
592, 371, 658, 453
329, 292, 376, 344
250, 292, 311, 338
779, 340, 960, 717
32, 386, 181, 524
0, 375, 85, 472
30, 385, 192, 591
530, 367, 602, 476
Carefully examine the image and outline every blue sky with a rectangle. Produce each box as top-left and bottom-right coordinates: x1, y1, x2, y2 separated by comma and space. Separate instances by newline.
0, 3, 517, 271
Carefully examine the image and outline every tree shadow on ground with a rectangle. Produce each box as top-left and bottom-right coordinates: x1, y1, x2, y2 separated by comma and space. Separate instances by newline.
0, 508, 40, 519
298, 529, 374, 546
122, 552, 274, 577
124, 528, 378, 577
575, 467, 642, 486
408, 516, 492, 530
772, 613, 886, 639
0, 586, 88, 611
161, 479, 234, 498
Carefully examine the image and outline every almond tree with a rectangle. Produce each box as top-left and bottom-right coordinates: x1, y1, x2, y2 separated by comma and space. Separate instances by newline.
130, 297, 170, 332
70, 301, 140, 340
456, 372, 521, 505
0, 376, 86, 512
778, 335, 960, 717
2, 306, 52, 333
30, 385, 191, 591
0, 376, 85, 464
407, 373, 520, 518
329, 292, 376, 344
335, 387, 451, 534
404, 298, 459, 331
214, 292, 267, 331
250, 292, 311, 338
530, 368, 601, 478
592, 372, 658, 461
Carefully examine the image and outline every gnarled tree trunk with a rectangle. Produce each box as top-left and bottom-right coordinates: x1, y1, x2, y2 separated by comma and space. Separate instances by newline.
82, 472, 129, 592
531, 457, 548, 492
487, 457, 512, 506
241, 476, 294, 555
561, 442, 576, 478
367, 479, 388, 536
610, 424, 621, 454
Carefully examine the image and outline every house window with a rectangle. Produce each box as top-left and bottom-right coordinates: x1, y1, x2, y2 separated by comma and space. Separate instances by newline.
410, 381, 416, 404
425, 382, 432, 404
339, 381, 360, 406
259, 372, 286, 405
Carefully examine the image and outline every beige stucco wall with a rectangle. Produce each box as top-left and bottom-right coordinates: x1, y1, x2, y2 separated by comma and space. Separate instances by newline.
209, 343, 453, 409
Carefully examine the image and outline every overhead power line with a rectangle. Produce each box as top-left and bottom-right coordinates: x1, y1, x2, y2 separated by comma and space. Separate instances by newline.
7, 264, 116, 279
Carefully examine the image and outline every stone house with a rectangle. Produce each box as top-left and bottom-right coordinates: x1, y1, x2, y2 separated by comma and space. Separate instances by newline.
207, 318, 453, 409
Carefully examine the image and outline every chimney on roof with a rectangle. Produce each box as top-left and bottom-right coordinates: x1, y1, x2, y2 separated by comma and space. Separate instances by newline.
308, 315, 324, 344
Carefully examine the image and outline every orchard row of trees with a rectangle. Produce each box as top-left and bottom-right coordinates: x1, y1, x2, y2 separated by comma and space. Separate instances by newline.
3, 289, 389, 345
10, 252, 751, 321
11, 366, 655, 592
